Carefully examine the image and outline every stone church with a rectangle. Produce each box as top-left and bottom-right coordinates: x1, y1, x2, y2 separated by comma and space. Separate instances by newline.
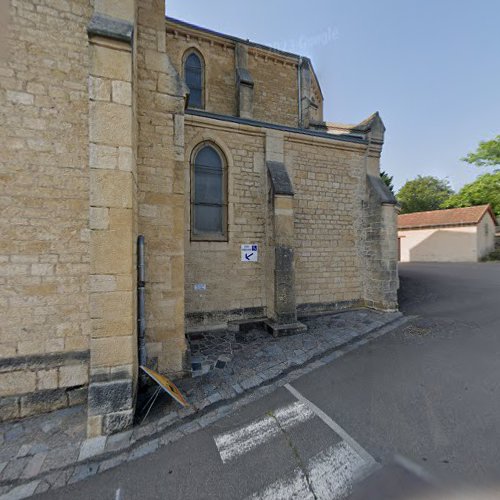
0, 0, 398, 436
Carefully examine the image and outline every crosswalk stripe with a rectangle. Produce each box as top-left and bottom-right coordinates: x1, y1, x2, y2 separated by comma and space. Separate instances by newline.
248, 441, 372, 500
285, 383, 375, 465
214, 401, 314, 463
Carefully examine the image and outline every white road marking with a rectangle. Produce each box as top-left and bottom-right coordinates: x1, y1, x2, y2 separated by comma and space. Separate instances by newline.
248, 441, 371, 500
285, 383, 375, 465
115, 488, 121, 500
214, 401, 314, 463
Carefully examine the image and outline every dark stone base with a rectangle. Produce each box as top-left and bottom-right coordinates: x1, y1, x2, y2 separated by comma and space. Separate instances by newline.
297, 299, 365, 318
227, 317, 267, 333
103, 409, 134, 435
186, 306, 265, 330
0, 386, 88, 423
88, 379, 133, 417
264, 319, 307, 338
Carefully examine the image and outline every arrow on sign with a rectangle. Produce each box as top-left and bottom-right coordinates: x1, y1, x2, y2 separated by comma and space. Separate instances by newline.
245, 252, 254, 261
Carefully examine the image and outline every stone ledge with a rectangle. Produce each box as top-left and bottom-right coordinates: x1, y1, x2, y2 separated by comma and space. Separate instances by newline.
87, 14, 134, 44
264, 319, 307, 337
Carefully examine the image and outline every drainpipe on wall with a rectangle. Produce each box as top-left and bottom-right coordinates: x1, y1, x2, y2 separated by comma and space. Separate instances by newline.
137, 235, 147, 373
297, 56, 302, 128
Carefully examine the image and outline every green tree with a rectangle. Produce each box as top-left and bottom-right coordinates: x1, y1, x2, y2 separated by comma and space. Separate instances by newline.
397, 175, 454, 214
380, 170, 394, 193
462, 135, 500, 167
441, 171, 500, 216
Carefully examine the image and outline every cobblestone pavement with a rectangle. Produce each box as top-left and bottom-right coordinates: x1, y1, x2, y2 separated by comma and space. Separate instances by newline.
0, 309, 403, 499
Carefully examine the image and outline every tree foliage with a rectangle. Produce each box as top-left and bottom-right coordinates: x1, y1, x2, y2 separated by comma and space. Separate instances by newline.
397, 175, 454, 214
462, 135, 500, 167
380, 170, 394, 193
441, 171, 500, 216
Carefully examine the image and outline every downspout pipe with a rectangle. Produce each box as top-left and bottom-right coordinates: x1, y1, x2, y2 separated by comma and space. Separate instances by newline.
137, 235, 147, 370
298, 56, 302, 128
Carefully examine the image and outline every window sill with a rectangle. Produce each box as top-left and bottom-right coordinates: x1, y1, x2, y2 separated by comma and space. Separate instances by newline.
190, 233, 228, 242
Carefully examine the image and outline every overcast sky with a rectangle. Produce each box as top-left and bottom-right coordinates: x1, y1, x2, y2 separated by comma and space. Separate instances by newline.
167, 0, 499, 191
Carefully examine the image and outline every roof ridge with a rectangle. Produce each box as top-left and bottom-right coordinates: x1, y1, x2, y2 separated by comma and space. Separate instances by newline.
398, 204, 497, 229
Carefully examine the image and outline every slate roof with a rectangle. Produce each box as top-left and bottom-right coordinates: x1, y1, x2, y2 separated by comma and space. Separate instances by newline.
398, 205, 497, 229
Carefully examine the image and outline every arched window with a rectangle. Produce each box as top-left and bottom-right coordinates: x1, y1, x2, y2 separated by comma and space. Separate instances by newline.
191, 143, 227, 240
184, 51, 204, 109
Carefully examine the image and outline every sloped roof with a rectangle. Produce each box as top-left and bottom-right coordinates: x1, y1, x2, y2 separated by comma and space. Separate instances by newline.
398, 205, 497, 229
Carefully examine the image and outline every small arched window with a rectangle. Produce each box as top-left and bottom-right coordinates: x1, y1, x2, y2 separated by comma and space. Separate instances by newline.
191, 143, 227, 240
184, 51, 204, 109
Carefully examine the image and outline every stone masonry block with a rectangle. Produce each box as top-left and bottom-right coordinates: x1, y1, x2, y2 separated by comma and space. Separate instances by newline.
90, 228, 133, 274
91, 336, 135, 368
91, 317, 134, 338
89, 290, 133, 321
89, 76, 111, 101
102, 409, 134, 434
88, 379, 133, 416
112, 81, 132, 105
118, 146, 133, 171
89, 101, 133, 147
91, 44, 131, 81
59, 364, 88, 388
20, 389, 68, 418
0, 371, 36, 396
94, 0, 135, 21
89, 207, 110, 230
90, 143, 118, 169
90, 274, 117, 293
36, 369, 59, 390
90, 170, 132, 208
7, 91, 34, 105
0, 396, 20, 421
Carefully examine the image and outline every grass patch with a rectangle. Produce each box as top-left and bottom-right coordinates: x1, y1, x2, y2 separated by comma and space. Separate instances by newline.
481, 248, 500, 262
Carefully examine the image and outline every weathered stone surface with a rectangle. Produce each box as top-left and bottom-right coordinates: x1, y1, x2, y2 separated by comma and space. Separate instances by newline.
90, 336, 135, 368
20, 389, 68, 418
59, 364, 88, 388
90, 44, 131, 81
89, 102, 133, 147
90, 170, 133, 208
87, 13, 133, 43
102, 409, 134, 435
88, 380, 133, 416
0, 397, 20, 421
267, 161, 294, 195
0, 372, 36, 396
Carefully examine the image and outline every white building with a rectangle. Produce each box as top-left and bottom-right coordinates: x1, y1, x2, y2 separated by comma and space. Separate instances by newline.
398, 205, 497, 262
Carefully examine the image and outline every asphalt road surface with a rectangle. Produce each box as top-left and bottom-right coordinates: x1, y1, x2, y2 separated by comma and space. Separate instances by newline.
38, 263, 500, 499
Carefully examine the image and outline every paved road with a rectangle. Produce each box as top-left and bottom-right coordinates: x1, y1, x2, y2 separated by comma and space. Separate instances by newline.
38, 263, 500, 499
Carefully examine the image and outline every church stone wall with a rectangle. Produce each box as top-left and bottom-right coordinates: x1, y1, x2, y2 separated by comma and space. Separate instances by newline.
182, 114, 396, 327
165, 19, 300, 128
248, 56, 299, 127
184, 117, 268, 328
287, 138, 365, 311
165, 29, 237, 117
0, 0, 92, 421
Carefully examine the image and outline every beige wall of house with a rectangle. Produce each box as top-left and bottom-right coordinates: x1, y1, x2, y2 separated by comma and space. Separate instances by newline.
399, 216, 496, 263
399, 227, 477, 262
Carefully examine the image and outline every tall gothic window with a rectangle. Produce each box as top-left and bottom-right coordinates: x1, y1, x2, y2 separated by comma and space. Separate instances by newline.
184, 51, 204, 109
191, 143, 227, 240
